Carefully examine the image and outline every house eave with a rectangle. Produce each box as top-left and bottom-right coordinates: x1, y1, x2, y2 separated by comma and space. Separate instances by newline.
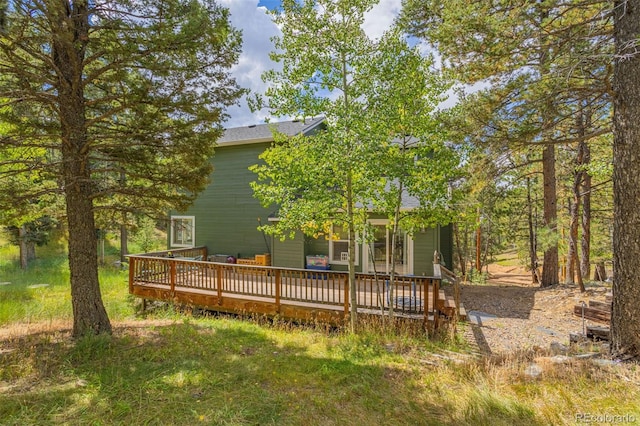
217, 137, 274, 147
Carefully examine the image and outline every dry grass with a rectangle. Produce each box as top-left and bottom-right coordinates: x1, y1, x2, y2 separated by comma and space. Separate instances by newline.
1, 240, 639, 425
1, 315, 639, 425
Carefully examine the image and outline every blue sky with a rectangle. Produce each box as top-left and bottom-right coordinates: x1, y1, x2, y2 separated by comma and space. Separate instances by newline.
218, 0, 404, 127
257, 0, 281, 10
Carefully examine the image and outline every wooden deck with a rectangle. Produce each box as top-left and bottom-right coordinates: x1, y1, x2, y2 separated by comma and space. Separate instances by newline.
128, 247, 451, 329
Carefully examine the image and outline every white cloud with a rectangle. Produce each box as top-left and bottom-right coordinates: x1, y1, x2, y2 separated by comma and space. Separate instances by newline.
218, 1, 280, 127
363, 0, 402, 40
220, 0, 405, 127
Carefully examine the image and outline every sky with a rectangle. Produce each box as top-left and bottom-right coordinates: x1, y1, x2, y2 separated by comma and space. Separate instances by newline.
217, 0, 404, 127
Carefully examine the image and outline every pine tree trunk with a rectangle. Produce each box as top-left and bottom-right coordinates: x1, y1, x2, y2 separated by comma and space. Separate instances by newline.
120, 175, 128, 264
18, 226, 37, 269
538, 4, 559, 288
541, 143, 559, 287
581, 142, 592, 279
567, 121, 586, 291
526, 177, 539, 284
593, 262, 607, 281
120, 224, 128, 264
612, 0, 640, 359
566, 196, 579, 285
475, 207, 481, 272
53, 1, 111, 337
19, 225, 29, 270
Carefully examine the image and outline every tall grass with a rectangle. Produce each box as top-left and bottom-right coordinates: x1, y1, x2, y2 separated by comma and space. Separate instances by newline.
1, 316, 639, 425
0, 231, 135, 327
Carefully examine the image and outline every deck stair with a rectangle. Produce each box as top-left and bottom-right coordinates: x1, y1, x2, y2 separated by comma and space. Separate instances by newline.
433, 256, 467, 321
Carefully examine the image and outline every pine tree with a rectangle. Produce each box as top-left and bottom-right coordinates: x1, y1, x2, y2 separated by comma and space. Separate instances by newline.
0, 0, 243, 337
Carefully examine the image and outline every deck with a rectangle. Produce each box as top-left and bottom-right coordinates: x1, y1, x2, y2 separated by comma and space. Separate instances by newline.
127, 247, 452, 329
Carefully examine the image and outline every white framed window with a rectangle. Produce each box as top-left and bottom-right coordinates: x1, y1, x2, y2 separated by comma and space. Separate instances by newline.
170, 216, 195, 247
329, 224, 359, 265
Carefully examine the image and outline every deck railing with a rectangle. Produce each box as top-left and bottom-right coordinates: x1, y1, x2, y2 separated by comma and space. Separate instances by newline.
128, 252, 441, 327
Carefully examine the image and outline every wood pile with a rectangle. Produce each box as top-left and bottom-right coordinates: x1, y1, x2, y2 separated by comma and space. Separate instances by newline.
571, 293, 612, 341
573, 297, 611, 323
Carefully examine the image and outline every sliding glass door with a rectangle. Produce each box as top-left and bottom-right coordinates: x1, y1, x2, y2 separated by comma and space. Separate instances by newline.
365, 221, 412, 275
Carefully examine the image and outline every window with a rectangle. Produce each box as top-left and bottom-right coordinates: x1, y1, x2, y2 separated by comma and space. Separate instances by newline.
329, 224, 358, 265
170, 216, 195, 247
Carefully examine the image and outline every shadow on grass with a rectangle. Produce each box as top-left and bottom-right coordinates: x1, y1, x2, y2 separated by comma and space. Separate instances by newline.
0, 321, 544, 426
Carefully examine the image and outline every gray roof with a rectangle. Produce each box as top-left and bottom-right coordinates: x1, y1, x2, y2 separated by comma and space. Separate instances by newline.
218, 117, 325, 146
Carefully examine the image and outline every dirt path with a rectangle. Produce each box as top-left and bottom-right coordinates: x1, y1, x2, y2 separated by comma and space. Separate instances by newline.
458, 264, 611, 355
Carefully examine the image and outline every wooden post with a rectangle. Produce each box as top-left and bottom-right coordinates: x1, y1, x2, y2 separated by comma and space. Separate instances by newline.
432, 278, 440, 330
344, 276, 350, 320
169, 259, 176, 296
423, 278, 429, 326
275, 269, 281, 313
216, 265, 223, 305
475, 208, 482, 271
128, 256, 135, 293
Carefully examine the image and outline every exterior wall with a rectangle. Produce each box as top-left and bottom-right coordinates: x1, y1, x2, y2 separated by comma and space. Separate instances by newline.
439, 224, 454, 271
172, 138, 455, 275
271, 223, 452, 276
412, 224, 454, 276
271, 223, 453, 276
411, 227, 439, 276
170, 142, 273, 259
272, 232, 305, 268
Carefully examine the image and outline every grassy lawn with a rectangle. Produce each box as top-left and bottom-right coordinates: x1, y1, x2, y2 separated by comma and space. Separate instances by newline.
1, 237, 639, 425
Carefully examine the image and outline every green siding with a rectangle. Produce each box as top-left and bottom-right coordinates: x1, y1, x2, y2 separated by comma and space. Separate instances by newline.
305, 235, 328, 258
172, 140, 455, 274
412, 227, 439, 276
272, 232, 305, 268
411, 225, 454, 276
172, 142, 273, 259
439, 224, 454, 271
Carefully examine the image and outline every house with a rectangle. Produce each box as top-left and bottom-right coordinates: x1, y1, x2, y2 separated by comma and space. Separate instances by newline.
169, 118, 453, 276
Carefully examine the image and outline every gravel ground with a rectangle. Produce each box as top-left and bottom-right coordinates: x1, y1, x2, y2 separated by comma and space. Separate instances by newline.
457, 265, 611, 355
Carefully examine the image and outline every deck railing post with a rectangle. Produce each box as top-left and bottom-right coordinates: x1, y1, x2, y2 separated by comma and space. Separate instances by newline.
423, 278, 428, 326
432, 278, 439, 330
275, 269, 281, 312
344, 276, 349, 319
169, 259, 176, 296
216, 264, 223, 305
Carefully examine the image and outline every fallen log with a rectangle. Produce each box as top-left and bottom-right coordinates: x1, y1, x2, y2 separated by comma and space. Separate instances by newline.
588, 300, 611, 312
